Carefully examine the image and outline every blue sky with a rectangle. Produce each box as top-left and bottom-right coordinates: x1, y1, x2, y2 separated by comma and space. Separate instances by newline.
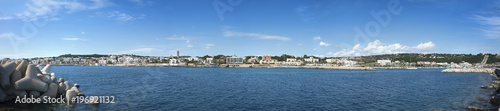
0, 0, 499, 58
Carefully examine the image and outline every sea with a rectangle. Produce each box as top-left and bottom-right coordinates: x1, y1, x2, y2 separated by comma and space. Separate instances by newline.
1, 66, 495, 110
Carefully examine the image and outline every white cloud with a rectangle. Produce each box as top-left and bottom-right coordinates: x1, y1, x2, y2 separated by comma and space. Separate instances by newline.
0, 16, 13, 20
0, 33, 15, 38
186, 40, 190, 43
62, 38, 86, 41
319, 41, 330, 47
313, 36, 321, 40
187, 45, 193, 48
298, 43, 302, 46
327, 40, 436, 57
205, 44, 215, 49
96, 11, 145, 22
473, 15, 500, 39
16, 0, 109, 21
81, 31, 85, 35
167, 36, 185, 40
129, 0, 152, 6
313, 48, 316, 51
224, 31, 291, 41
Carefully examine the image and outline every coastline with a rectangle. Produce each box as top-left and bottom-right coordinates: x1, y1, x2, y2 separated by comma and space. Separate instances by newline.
46, 63, 376, 70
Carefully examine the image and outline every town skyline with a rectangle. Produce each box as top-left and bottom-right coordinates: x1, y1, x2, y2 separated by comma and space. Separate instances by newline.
1, 0, 499, 58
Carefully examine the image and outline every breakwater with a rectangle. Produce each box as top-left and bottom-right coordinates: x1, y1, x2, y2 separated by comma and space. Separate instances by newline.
441, 68, 494, 73
0, 60, 86, 104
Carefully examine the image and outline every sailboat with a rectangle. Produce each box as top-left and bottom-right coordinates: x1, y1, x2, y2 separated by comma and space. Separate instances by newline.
407, 59, 418, 69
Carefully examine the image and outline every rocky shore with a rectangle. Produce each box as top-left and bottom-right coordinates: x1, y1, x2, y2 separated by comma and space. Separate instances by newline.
466, 68, 500, 111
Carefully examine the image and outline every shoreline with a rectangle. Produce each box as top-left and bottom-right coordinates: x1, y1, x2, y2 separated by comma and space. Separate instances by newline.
47, 64, 376, 70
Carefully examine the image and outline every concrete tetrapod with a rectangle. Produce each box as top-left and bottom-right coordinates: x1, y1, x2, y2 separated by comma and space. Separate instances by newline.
0, 88, 7, 102
70, 86, 84, 96
66, 90, 77, 103
15, 60, 28, 77
58, 78, 64, 83
57, 82, 66, 96
40, 83, 58, 98
51, 73, 57, 83
14, 64, 48, 92
29, 91, 41, 98
0, 59, 7, 65
1, 62, 17, 89
41, 64, 52, 74
64, 81, 71, 91
4, 70, 27, 97
42, 75, 52, 84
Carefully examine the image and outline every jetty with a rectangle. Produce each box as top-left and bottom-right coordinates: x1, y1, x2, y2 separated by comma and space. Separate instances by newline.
440, 68, 494, 73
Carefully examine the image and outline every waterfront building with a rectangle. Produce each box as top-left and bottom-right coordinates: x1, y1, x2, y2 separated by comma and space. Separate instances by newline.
247, 57, 258, 63
304, 57, 319, 63
262, 56, 272, 61
377, 60, 391, 66
286, 58, 297, 62
337, 59, 357, 66
205, 58, 214, 64
226, 56, 244, 64
326, 59, 339, 63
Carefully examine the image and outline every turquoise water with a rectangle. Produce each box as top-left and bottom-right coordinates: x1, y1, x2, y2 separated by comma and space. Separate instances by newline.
1, 66, 494, 110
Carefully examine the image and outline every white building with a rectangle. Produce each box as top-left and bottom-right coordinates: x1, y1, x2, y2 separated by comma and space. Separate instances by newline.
226, 56, 244, 64
326, 59, 338, 63
304, 57, 319, 63
337, 59, 357, 66
377, 60, 391, 65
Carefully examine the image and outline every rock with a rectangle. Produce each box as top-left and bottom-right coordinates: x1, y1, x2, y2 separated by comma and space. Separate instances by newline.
14, 64, 48, 92
1, 62, 17, 89
41, 64, 52, 74
481, 85, 486, 89
29, 91, 41, 98
492, 81, 500, 84
466, 106, 486, 111
40, 83, 58, 98
15, 60, 28, 77
66, 90, 77, 103
491, 94, 500, 105
57, 82, 66, 96
487, 84, 497, 89
74, 84, 80, 88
